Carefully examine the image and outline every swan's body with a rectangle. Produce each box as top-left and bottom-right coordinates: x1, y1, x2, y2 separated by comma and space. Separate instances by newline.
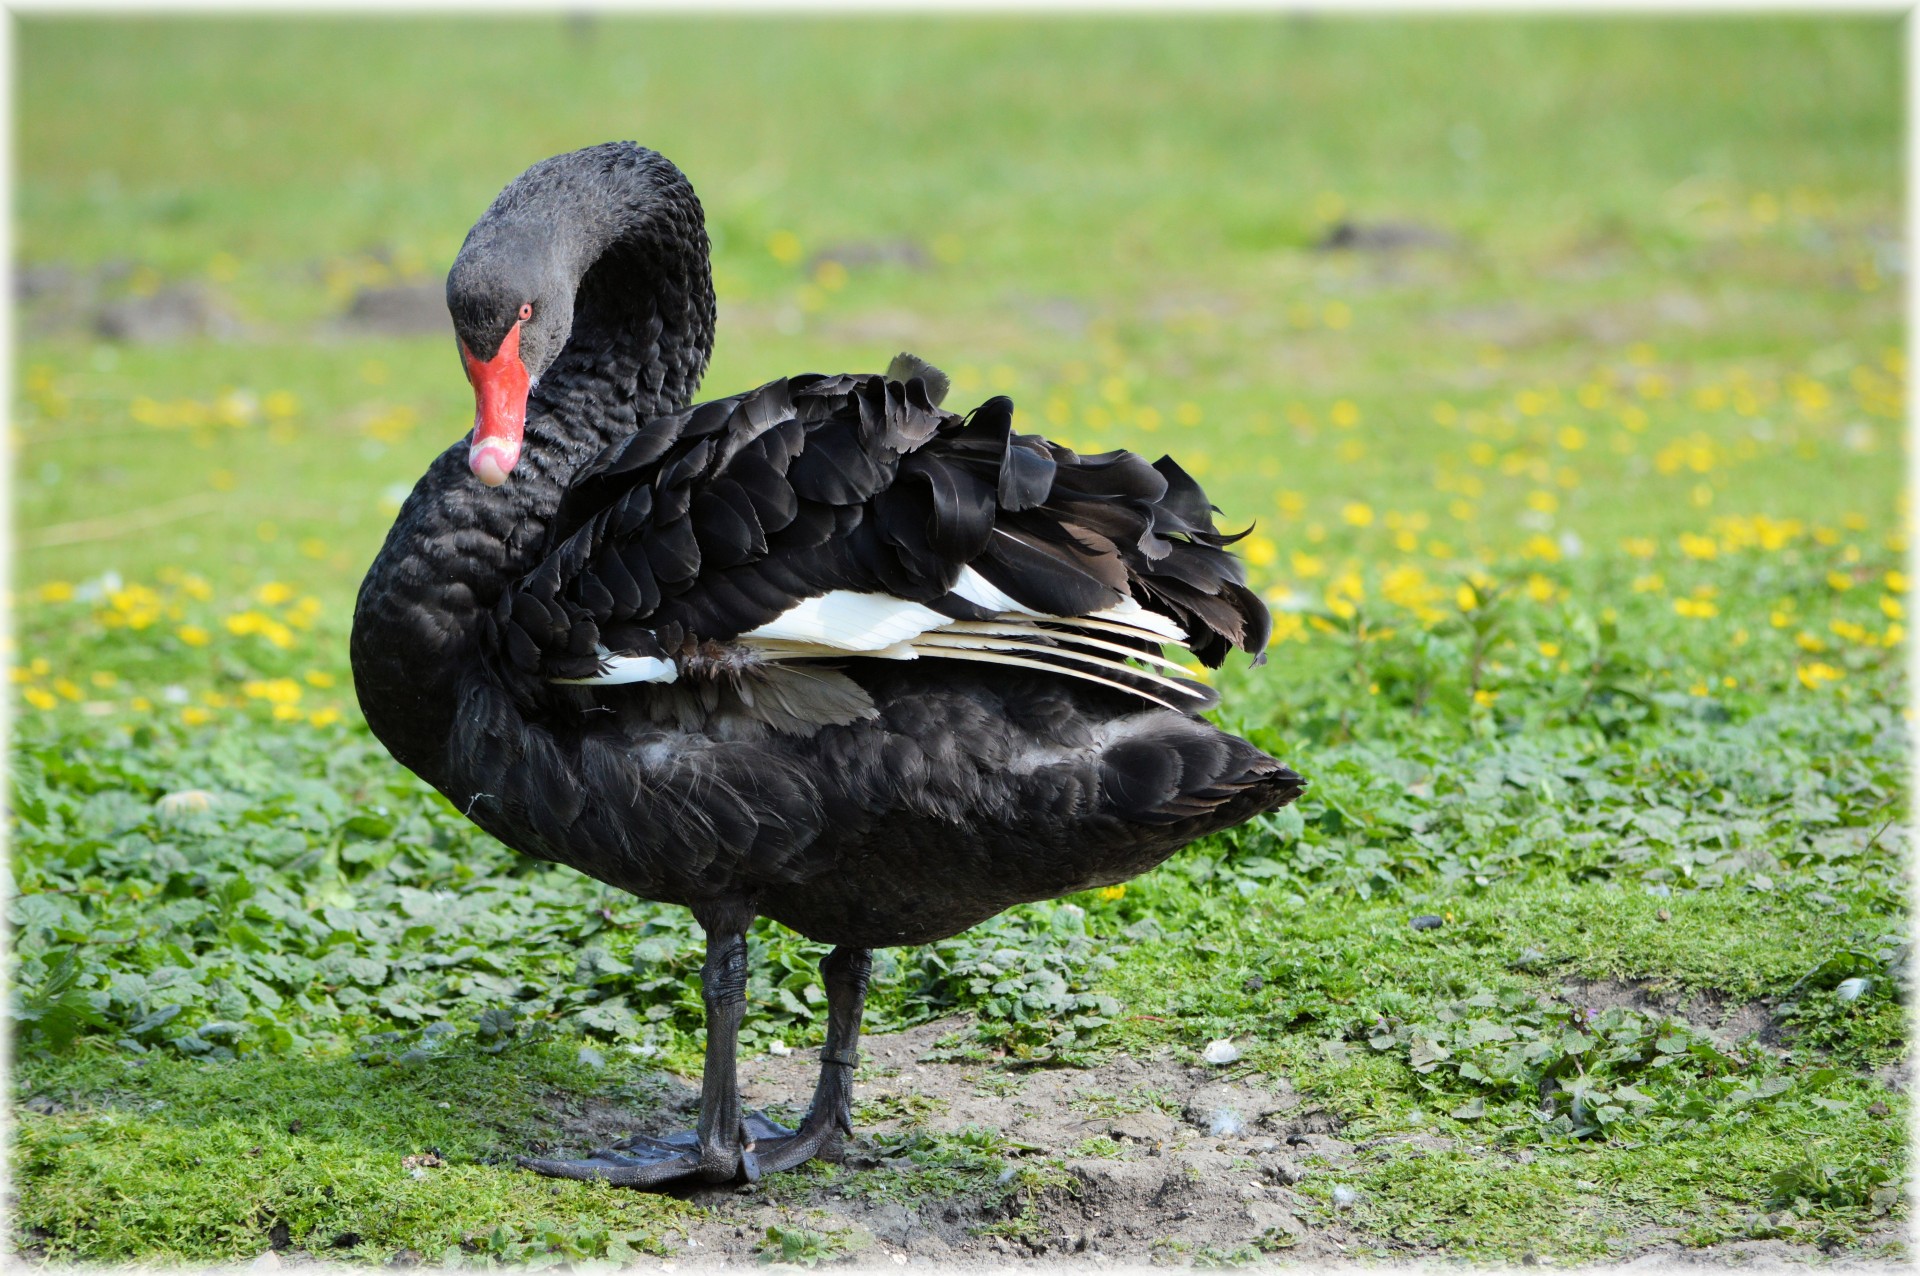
351, 143, 1302, 1186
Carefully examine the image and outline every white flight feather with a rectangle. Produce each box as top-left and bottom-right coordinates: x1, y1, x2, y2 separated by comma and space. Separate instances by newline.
909, 633, 1209, 699
552, 645, 679, 686
1034, 613, 1188, 647
951, 566, 1043, 616
883, 647, 1186, 711
936, 621, 1192, 673
1088, 595, 1186, 640
951, 565, 1186, 640
741, 591, 951, 650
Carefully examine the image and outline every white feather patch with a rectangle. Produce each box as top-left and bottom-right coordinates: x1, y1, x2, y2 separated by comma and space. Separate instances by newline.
950, 566, 1043, 617
741, 591, 952, 650
553, 648, 679, 686
952, 565, 1184, 642
1090, 595, 1186, 640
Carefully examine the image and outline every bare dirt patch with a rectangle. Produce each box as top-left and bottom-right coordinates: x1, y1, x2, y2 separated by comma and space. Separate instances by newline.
523, 1018, 1370, 1265
518, 1016, 1905, 1269
1557, 977, 1780, 1049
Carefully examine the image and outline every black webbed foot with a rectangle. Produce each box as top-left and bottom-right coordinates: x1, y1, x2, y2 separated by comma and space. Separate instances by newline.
517, 1111, 795, 1187
518, 936, 872, 1191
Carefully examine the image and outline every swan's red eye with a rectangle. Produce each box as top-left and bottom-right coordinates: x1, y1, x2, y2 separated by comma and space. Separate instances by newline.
518, 302, 533, 321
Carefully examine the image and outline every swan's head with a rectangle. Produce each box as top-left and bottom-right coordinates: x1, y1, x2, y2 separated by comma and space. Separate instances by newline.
446, 230, 574, 486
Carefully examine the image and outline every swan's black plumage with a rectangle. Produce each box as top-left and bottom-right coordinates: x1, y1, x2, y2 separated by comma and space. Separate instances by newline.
351, 142, 1303, 1187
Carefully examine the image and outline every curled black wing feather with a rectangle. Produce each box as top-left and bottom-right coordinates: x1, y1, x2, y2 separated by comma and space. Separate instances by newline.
490, 369, 1269, 689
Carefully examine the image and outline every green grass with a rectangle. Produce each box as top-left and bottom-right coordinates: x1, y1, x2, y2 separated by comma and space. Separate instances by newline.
10, 13, 1908, 1265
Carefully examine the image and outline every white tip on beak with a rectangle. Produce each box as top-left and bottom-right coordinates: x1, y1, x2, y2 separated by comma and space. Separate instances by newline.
469, 436, 519, 487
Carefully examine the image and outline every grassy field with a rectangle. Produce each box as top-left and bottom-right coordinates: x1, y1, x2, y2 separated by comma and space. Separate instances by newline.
10, 15, 1908, 1266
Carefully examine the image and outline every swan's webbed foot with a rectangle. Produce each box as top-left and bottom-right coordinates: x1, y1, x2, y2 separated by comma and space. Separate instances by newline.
517, 1111, 793, 1187
515, 920, 874, 1193
746, 1043, 860, 1176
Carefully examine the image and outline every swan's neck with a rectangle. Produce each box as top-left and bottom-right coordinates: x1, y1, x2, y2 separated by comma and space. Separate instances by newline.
531, 147, 717, 436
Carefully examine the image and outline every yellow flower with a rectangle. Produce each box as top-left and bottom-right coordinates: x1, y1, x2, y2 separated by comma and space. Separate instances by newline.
1796, 662, 1844, 690
1526, 490, 1559, 514
1632, 574, 1665, 594
178, 625, 210, 647
1289, 551, 1325, 578
1826, 571, 1854, 592
272, 704, 304, 722
1175, 402, 1202, 427
813, 259, 847, 291
1268, 613, 1306, 645
1330, 400, 1361, 429
1520, 535, 1561, 562
257, 582, 295, 606
1525, 575, 1560, 603
1097, 885, 1126, 902
1537, 641, 1561, 658
766, 230, 802, 265
1341, 501, 1374, 527
1622, 537, 1656, 559
1795, 632, 1828, 653
36, 581, 74, 603
53, 679, 82, 701
243, 678, 303, 706
22, 687, 56, 711
182, 706, 212, 725
1677, 533, 1719, 560
1473, 689, 1498, 707
1555, 426, 1587, 451
304, 670, 336, 689
1886, 569, 1909, 593
1456, 584, 1479, 611
1673, 598, 1719, 619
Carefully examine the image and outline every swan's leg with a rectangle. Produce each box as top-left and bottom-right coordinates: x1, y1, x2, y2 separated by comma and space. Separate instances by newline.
517, 910, 764, 1188
690, 920, 756, 1182
754, 945, 872, 1174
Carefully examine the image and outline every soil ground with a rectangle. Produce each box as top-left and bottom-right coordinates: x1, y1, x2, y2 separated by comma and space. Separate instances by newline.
514, 1017, 1910, 1270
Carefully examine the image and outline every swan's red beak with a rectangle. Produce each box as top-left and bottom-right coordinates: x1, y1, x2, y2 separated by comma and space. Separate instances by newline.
460, 321, 529, 487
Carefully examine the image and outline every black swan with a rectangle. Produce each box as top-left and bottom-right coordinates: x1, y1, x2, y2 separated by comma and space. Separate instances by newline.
351, 142, 1304, 1188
